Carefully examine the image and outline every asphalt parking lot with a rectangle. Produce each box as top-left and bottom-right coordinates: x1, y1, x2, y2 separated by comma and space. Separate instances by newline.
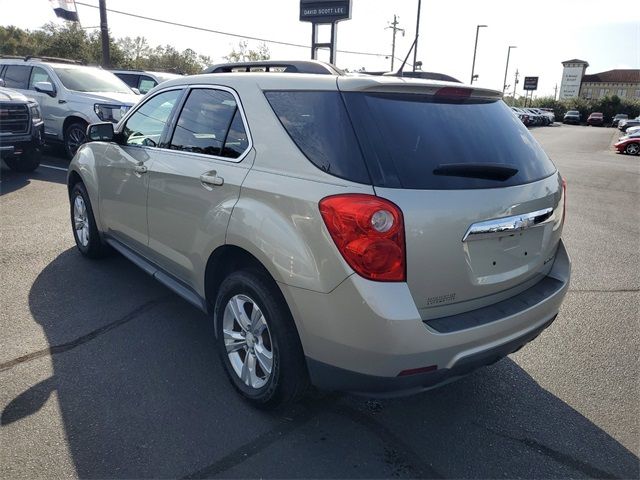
0, 125, 638, 479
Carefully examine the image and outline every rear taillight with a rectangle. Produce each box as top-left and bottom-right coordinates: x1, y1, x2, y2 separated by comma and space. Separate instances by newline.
319, 194, 406, 282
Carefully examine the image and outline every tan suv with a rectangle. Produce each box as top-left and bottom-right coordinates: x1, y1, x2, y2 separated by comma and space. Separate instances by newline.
67, 61, 570, 407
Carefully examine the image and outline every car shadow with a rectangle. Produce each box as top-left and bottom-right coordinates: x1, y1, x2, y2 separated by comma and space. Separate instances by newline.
2, 247, 638, 478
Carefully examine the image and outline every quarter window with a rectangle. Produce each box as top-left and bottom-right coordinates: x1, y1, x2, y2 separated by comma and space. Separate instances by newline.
122, 89, 182, 147
3, 65, 31, 89
170, 88, 248, 159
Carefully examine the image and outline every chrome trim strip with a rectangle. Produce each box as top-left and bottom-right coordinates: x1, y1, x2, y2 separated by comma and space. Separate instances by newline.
462, 207, 554, 242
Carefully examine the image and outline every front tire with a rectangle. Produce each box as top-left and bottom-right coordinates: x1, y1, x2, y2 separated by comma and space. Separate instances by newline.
214, 270, 309, 408
624, 143, 639, 155
64, 121, 87, 159
70, 182, 109, 258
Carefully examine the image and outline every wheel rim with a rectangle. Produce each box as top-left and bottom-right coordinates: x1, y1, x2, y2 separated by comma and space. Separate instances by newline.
626, 144, 639, 155
67, 126, 86, 156
223, 294, 273, 389
73, 195, 90, 247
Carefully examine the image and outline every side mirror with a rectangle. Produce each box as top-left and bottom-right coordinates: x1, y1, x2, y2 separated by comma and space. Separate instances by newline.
87, 122, 114, 142
131, 87, 141, 95
34, 81, 56, 97
0, 79, 5, 87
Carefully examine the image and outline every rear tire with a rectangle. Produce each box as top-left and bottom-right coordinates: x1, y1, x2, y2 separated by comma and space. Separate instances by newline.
214, 269, 309, 408
4, 145, 41, 172
70, 182, 110, 258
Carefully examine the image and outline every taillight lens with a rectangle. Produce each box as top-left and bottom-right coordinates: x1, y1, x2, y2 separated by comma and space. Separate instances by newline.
319, 194, 406, 282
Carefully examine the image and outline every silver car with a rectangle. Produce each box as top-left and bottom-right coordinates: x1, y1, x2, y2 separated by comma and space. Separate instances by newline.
67, 61, 570, 407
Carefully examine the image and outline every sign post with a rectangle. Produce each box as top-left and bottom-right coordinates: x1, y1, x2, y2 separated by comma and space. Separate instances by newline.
523, 76, 538, 107
300, 0, 352, 64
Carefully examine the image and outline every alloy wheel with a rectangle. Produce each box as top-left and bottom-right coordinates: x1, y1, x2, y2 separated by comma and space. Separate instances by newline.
73, 195, 89, 247
223, 294, 273, 389
625, 143, 639, 155
67, 126, 86, 156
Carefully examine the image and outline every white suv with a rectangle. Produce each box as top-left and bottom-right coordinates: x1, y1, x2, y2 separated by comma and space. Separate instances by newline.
0, 57, 139, 158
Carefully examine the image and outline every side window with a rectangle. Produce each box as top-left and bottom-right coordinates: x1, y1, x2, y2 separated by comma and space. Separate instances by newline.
4, 65, 31, 89
138, 76, 157, 94
29, 66, 53, 90
169, 89, 243, 158
122, 89, 182, 147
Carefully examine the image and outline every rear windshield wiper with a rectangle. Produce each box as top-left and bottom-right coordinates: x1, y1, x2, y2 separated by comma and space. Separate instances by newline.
433, 163, 519, 181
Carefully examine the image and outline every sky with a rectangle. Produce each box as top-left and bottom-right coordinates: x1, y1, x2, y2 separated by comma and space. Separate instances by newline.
1, 0, 639, 97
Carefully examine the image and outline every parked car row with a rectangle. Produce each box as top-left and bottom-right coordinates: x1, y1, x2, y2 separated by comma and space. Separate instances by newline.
618, 116, 640, 132
0, 56, 180, 164
511, 107, 555, 127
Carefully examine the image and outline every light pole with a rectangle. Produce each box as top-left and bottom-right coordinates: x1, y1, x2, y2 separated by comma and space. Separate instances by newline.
413, 0, 422, 71
470, 24, 487, 84
502, 45, 517, 98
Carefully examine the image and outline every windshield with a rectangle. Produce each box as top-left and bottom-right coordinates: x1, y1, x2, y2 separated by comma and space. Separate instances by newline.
567, 111, 579, 115
53, 67, 132, 93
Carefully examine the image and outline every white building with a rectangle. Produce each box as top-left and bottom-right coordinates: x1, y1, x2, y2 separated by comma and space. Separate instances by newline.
559, 59, 589, 100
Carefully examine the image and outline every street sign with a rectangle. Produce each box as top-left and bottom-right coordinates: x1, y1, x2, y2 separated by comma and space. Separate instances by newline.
523, 76, 539, 91
300, 0, 351, 23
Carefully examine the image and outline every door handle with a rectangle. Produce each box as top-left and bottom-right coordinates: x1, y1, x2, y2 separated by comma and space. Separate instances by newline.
134, 164, 148, 175
200, 172, 224, 187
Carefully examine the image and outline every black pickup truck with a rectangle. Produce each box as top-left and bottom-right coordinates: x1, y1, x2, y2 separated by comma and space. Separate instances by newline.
0, 86, 44, 172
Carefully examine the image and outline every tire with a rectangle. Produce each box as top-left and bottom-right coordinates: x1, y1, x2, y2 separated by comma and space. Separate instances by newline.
4, 145, 41, 172
624, 143, 640, 155
214, 269, 309, 408
64, 121, 88, 159
70, 182, 110, 258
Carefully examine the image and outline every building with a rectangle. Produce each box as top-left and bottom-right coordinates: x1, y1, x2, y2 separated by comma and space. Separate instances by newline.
559, 59, 640, 101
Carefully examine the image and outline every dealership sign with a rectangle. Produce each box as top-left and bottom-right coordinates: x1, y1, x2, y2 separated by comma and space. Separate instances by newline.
300, 0, 351, 23
523, 77, 539, 91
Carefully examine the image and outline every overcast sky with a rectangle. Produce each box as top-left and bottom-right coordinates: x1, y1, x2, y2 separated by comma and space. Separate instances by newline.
2, 0, 638, 97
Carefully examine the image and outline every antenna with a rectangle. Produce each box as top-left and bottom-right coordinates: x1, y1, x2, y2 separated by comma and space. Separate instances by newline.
396, 36, 417, 77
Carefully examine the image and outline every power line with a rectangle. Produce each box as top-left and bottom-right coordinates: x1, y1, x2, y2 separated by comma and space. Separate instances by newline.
74, 1, 389, 58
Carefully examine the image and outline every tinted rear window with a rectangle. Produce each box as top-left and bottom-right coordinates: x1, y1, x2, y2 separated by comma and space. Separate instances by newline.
343, 92, 556, 189
264, 91, 370, 184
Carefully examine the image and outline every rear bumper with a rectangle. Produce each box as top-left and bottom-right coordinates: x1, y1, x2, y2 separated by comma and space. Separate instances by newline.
281, 240, 570, 395
307, 313, 556, 397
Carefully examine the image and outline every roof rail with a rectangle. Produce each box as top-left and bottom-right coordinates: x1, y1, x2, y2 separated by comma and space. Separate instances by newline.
363, 70, 462, 83
24, 56, 85, 65
203, 60, 343, 76
0, 55, 85, 65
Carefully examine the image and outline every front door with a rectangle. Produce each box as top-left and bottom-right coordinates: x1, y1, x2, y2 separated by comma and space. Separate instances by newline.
98, 88, 183, 254
146, 87, 253, 290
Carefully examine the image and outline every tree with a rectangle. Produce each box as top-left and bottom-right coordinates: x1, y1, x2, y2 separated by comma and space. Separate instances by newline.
224, 41, 270, 63
117, 36, 151, 69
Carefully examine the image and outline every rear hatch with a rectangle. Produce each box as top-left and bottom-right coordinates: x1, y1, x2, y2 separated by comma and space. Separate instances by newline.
338, 77, 564, 317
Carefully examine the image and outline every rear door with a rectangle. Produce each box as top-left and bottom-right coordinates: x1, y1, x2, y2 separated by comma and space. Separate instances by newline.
98, 88, 184, 254
340, 84, 564, 317
145, 86, 253, 290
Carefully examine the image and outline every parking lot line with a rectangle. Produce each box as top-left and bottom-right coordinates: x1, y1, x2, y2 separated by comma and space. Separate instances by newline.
40, 164, 68, 172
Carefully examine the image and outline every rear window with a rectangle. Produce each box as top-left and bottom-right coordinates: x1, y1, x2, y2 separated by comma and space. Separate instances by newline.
264, 91, 370, 184
343, 92, 556, 189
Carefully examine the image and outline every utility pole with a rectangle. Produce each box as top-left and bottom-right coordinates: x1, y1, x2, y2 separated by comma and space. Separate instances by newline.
502, 45, 516, 98
554, 83, 558, 100
470, 24, 487, 84
386, 15, 405, 71
413, 0, 422, 71
512, 69, 519, 105
99, 0, 110, 68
